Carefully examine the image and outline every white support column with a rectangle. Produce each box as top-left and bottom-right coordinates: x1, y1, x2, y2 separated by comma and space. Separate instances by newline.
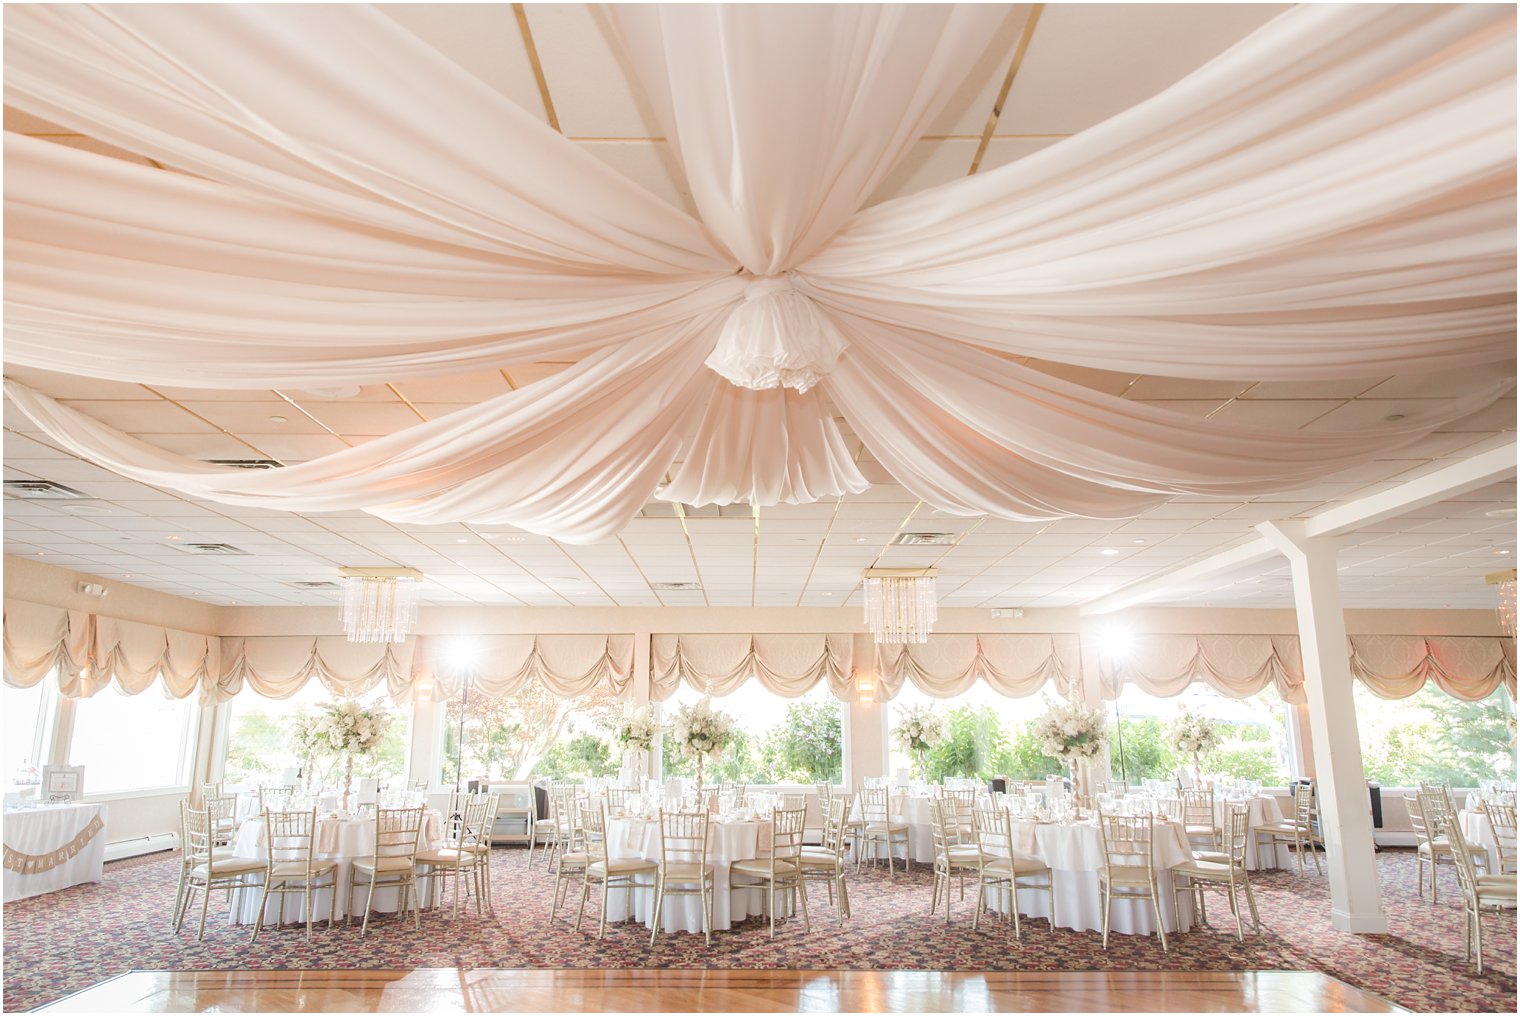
1258, 520, 1387, 933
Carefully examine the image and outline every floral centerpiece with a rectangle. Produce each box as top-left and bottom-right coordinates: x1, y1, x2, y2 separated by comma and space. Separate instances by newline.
669, 697, 733, 799
616, 706, 659, 753
1033, 701, 1108, 796
1166, 707, 1220, 783
891, 703, 945, 782
291, 700, 393, 812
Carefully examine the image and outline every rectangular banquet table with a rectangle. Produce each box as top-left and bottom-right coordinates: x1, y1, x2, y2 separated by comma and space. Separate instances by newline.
3, 802, 109, 902
227, 809, 444, 924
603, 814, 773, 933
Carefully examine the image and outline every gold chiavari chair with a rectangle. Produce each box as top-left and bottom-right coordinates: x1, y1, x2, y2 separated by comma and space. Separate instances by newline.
1256, 783, 1321, 874
970, 801, 1054, 937
348, 806, 426, 935
1097, 812, 1167, 952
858, 786, 909, 875
175, 805, 266, 941
605, 786, 632, 812
800, 796, 851, 924
730, 805, 809, 938
1172, 802, 1259, 941
416, 794, 489, 917
1481, 798, 1517, 875
650, 809, 715, 946
550, 796, 590, 921
250, 807, 339, 941
1180, 787, 1219, 852
205, 791, 240, 848
1445, 810, 1518, 975
461, 792, 501, 906
577, 801, 658, 939
929, 798, 984, 924
1410, 791, 1487, 902
258, 785, 296, 813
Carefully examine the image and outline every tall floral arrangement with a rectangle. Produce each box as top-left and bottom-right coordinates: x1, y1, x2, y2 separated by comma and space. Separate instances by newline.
892, 703, 945, 781
1033, 701, 1107, 794
291, 700, 393, 811
1166, 707, 1220, 777
616, 706, 659, 752
670, 697, 733, 796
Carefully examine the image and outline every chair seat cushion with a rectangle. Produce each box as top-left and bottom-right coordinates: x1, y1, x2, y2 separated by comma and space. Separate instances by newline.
1176, 859, 1240, 878
269, 859, 337, 878
193, 856, 266, 878
944, 846, 986, 862
1192, 849, 1230, 863
1100, 863, 1156, 887
865, 821, 907, 834
588, 856, 658, 876
982, 856, 1049, 876
800, 846, 842, 861
1257, 821, 1306, 835
557, 851, 591, 867
731, 857, 800, 879
1475, 874, 1517, 899
354, 855, 416, 874
415, 848, 476, 866
1185, 824, 1217, 837
658, 861, 714, 881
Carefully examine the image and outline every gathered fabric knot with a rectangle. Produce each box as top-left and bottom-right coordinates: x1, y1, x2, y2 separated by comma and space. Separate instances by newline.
706, 272, 847, 394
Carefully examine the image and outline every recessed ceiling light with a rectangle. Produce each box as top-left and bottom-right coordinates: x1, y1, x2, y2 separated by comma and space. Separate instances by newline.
822, 592, 835, 597
455, 538, 469, 544
1099, 548, 1120, 556
1485, 507, 1517, 519
59, 503, 113, 516
268, 415, 288, 424
165, 535, 181, 541
296, 385, 361, 399
1385, 413, 1407, 421
1497, 548, 1512, 556
1132, 539, 1146, 544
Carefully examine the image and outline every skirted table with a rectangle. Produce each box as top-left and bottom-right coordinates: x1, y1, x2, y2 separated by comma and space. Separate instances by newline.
602, 814, 774, 933
228, 809, 444, 924
3, 802, 108, 902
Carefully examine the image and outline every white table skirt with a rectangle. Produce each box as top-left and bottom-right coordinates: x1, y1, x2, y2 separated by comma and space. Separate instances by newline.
602, 816, 773, 933
228, 810, 443, 924
983, 819, 1198, 935
3, 803, 108, 903
1461, 809, 1508, 873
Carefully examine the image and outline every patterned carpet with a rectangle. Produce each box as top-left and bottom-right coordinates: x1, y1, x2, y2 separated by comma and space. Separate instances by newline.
2, 846, 1513, 1013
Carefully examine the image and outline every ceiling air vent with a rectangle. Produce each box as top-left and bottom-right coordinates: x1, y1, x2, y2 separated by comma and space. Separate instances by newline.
289, 580, 340, 590
2, 480, 93, 500
178, 542, 251, 556
892, 532, 960, 546
207, 459, 284, 470
652, 582, 702, 591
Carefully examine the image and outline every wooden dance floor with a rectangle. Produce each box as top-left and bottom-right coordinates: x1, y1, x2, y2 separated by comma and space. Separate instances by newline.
39, 967, 1406, 1012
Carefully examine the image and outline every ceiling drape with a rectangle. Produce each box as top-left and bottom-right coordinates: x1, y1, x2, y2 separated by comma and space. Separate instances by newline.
2, 3, 1513, 541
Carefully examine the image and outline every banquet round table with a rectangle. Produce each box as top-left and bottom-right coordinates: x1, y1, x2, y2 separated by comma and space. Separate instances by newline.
1459, 806, 1508, 873
228, 809, 444, 925
984, 816, 1197, 935
602, 814, 773, 933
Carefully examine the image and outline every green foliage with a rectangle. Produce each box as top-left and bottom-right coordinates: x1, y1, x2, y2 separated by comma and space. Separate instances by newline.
1357, 686, 1514, 787
914, 705, 1064, 782
661, 697, 842, 784
538, 732, 618, 780
1109, 713, 1289, 784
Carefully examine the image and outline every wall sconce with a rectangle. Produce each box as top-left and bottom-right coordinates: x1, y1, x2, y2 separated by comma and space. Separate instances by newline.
855, 672, 876, 703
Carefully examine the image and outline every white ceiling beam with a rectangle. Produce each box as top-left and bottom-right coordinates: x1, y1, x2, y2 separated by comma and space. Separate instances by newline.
1079, 441, 1518, 616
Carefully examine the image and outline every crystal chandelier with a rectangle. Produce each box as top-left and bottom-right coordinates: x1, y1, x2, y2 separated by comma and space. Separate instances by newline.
863, 567, 938, 644
339, 567, 423, 643
1488, 569, 1517, 638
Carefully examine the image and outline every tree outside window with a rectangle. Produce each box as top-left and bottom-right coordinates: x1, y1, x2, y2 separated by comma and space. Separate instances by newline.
660, 682, 843, 785
224, 683, 409, 788
888, 682, 1066, 783
1354, 683, 1514, 788
440, 683, 623, 784
1105, 683, 1291, 786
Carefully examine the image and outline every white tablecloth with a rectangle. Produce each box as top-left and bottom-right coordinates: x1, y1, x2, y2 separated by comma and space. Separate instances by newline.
2, 803, 108, 902
602, 815, 772, 933
1461, 808, 1509, 873
981, 817, 1197, 935
228, 809, 443, 924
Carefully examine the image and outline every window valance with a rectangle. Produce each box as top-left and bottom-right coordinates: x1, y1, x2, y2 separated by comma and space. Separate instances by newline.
650, 634, 853, 702
410, 634, 634, 701
3, 599, 217, 700
1099, 634, 1306, 703
873, 633, 1081, 703
212, 636, 414, 704
1350, 634, 1516, 701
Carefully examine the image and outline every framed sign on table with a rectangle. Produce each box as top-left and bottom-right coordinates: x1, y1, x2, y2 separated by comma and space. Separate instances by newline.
41, 765, 85, 803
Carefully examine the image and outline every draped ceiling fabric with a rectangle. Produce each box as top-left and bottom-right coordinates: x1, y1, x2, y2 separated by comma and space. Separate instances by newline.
410, 634, 635, 702
1, 4, 1513, 541
2, 599, 217, 700
873, 634, 1082, 703
650, 634, 854, 702
1102, 633, 1515, 703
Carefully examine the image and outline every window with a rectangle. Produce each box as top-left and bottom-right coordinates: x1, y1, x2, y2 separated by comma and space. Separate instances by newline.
888, 682, 1066, 782
441, 684, 622, 786
1106, 683, 1291, 786
224, 683, 410, 789
3, 681, 55, 790
69, 683, 196, 794
1354, 683, 1515, 789
660, 682, 844, 786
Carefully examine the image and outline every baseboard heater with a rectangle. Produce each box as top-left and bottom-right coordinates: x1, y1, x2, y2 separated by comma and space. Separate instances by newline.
104, 832, 178, 862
